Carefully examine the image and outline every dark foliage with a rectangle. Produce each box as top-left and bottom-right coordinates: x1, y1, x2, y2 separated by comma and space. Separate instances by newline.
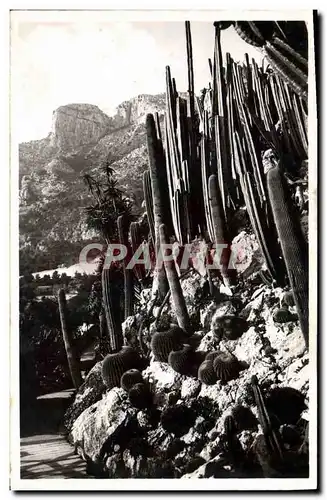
83, 159, 134, 243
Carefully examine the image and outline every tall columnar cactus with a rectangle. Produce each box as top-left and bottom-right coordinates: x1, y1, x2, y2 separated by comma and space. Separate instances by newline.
117, 215, 134, 320
142, 170, 155, 247
251, 375, 284, 460
99, 312, 106, 337
265, 152, 309, 348
231, 21, 308, 100
102, 267, 124, 353
146, 113, 170, 300
208, 174, 235, 286
57, 289, 82, 389
159, 224, 190, 333
130, 221, 145, 283
263, 42, 307, 100
212, 23, 237, 216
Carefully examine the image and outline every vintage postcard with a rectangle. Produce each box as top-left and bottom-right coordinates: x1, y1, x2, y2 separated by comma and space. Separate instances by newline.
10, 8, 318, 491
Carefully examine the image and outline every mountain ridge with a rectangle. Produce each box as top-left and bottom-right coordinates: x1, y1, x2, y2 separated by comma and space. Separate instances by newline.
19, 93, 169, 274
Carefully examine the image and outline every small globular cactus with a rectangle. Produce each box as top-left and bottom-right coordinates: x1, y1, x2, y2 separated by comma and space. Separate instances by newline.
197, 359, 217, 385
160, 405, 196, 437
168, 344, 193, 375
212, 315, 248, 341
231, 404, 258, 432
102, 346, 141, 390
128, 382, 153, 410
150, 325, 187, 363
273, 306, 298, 323
120, 369, 144, 392
213, 351, 243, 383
265, 387, 307, 425
205, 351, 223, 361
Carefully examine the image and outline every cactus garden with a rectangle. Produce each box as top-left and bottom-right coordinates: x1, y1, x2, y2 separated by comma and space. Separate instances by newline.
18, 18, 314, 484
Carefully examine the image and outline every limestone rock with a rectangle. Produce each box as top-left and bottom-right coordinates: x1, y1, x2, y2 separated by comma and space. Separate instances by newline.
50, 103, 113, 149
142, 361, 185, 395
180, 378, 201, 399
63, 361, 106, 432
231, 231, 265, 278
45, 157, 75, 175
114, 94, 166, 127
70, 387, 137, 463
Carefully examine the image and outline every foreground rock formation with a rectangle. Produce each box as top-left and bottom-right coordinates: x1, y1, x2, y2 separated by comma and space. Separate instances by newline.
64, 267, 309, 479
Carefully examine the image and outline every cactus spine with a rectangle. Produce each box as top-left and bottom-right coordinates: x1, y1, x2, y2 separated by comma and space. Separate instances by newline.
57, 289, 82, 389
102, 267, 123, 353
159, 224, 190, 333
117, 215, 133, 320
266, 160, 309, 348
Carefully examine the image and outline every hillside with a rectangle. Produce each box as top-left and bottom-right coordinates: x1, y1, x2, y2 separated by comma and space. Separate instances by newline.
19, 95, 167, 274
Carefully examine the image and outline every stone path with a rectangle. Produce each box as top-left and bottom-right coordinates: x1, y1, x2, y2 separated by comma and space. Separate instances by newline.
20, 388, 88, 479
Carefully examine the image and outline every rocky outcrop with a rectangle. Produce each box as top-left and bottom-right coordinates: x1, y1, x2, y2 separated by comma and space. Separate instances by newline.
70, 388, 138, 465
50, 104, 114, 150
45, 158, 75, 176
64, 361, 106, 433
66, 271, 309, 479
19, 94, 167, 272
114, 94, 166, 128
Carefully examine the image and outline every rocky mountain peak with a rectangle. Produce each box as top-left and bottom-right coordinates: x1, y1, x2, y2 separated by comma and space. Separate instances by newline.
113, 94, 166, 127
50, 103, 115, 150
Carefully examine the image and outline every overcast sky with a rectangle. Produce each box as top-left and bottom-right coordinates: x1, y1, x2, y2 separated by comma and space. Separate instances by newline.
11, 18, 262, 143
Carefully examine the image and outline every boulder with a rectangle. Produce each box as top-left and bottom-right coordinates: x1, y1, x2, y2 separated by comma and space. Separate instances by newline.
231, 231, 265, 278
70, 387, 137, 463
63, 361, 106, 432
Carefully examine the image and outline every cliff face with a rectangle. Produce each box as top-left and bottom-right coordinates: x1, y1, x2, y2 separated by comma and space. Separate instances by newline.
19, 95, 166, 273
114, 94, 166, 127
50, 104, 115, 150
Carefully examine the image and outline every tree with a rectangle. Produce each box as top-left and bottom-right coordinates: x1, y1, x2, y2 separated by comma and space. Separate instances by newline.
83, 158, 134, 243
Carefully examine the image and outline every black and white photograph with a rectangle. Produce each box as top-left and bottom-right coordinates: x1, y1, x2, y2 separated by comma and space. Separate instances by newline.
9, 8, 317, 491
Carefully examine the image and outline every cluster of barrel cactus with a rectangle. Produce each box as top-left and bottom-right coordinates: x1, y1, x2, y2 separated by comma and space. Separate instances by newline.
142, 20, 309, 348
150, 319, 248, 386
101, 347, 153, 410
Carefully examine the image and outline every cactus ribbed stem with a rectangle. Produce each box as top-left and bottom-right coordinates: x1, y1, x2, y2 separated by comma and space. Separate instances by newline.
208, 174, 235, 286
99, 312, 106, 338
143, 170, 155, 246
146, 113, 170, 300
57, 289, 82, 389
267, 162, 309, 348
234, 21, 264, 48
130, 221, 145, 283
117, 215, 133, 320
159, 224, 190, 333
102, 268, 123, 353
263, 45, 307, 100
272, 36, 308, 71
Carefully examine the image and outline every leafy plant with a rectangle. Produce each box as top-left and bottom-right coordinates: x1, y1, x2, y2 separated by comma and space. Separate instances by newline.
83, 158, 134, 243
